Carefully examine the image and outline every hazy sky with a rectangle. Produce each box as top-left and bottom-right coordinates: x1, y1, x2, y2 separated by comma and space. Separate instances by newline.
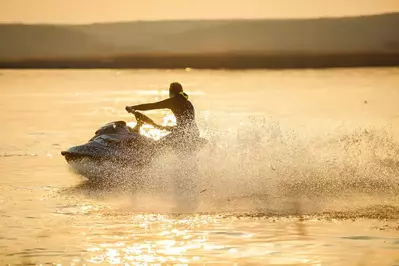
1, 0, 399, 24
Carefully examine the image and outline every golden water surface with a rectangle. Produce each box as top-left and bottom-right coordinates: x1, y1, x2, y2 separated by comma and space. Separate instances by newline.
0, 69, 399, 265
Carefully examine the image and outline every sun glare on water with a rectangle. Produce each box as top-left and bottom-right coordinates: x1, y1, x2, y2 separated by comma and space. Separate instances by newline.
127, 114, 177, 140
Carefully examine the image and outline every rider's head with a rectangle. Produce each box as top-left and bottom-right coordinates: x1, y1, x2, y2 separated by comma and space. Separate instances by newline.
169, 82, 183, 98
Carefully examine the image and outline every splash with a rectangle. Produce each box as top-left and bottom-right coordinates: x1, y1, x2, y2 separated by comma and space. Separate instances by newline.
68, 114, 399, 218
194, 117, 399, 216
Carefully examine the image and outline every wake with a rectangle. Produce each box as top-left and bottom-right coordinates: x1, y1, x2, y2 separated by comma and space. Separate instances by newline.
65, 117, 399, 218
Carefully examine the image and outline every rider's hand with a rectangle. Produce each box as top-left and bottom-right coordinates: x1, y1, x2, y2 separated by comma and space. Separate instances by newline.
125, 106, 135, 113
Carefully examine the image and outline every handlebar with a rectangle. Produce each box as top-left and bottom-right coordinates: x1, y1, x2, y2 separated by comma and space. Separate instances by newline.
131, 111, 156, 125
130, 110, 170, 132
126, 107, 172, 132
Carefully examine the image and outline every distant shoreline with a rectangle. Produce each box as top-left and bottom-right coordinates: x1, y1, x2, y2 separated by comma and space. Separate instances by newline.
1, 52, 398, 69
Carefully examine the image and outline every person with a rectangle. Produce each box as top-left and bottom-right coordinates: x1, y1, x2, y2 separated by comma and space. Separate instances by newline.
127, 82, 203, 211
125, 82, 200, 151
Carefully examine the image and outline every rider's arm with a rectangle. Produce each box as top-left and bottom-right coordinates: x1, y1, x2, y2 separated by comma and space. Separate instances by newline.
151, 124, 174, 132
133, 112, 174, 132
130, 98, 173, 111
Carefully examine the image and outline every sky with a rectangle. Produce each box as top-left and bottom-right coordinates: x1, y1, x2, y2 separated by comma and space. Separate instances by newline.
1, 0, 399, 24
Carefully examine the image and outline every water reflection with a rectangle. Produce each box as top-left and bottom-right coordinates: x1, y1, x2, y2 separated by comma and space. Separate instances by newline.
126, 113, 176, 140
76, 212, 371, 265
81, 214, 254, 264
47, 195, 397, 265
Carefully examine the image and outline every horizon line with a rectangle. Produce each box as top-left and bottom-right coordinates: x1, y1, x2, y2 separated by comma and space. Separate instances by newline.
0, 11, 397, 26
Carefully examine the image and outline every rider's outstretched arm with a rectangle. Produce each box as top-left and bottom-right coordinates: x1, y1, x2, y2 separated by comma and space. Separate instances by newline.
129, 98, 173, 111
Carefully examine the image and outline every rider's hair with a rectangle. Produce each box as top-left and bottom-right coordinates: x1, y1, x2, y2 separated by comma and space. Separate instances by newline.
169, 82, 183, 94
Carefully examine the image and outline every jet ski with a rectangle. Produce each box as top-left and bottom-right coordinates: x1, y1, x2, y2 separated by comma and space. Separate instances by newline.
61, 111, 208, 181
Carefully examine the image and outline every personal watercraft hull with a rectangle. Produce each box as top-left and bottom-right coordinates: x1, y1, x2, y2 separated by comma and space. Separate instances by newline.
61, 116, 208, 182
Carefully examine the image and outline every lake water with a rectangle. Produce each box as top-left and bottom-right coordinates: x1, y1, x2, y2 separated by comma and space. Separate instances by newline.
0, 68, 399, 265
